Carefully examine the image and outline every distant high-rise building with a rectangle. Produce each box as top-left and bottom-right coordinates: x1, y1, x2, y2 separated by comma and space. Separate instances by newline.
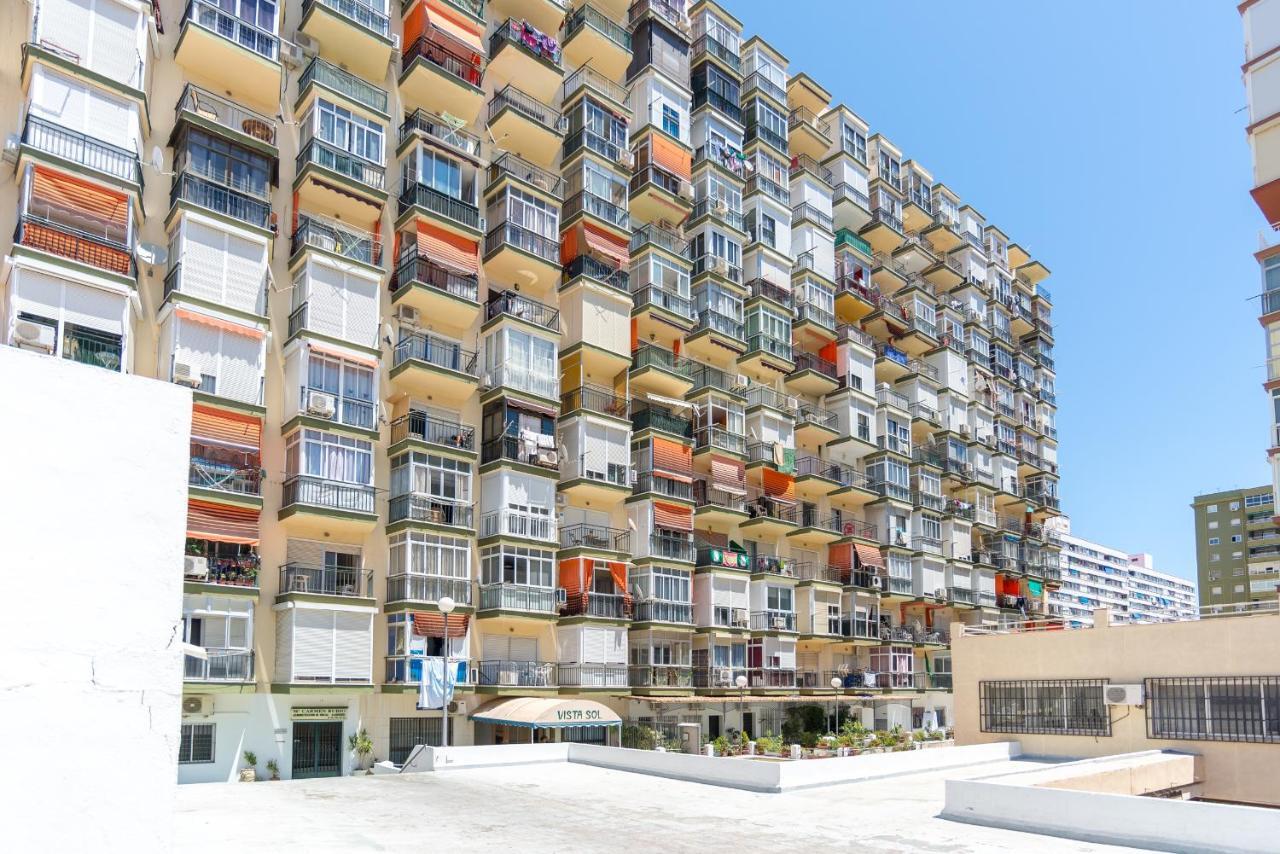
1192, 486, 1280, 609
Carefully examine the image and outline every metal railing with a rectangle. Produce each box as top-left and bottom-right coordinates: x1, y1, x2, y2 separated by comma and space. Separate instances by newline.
628, 664, 692, 687
280, 563, 372, 597
489, 85, 562, 134
563, 591, 631, 620
633, 471, 693, 501
184, 648, 254, 682
292, 214, 381, 266
792, 201, 834, 232
170, 171, 271, 229
632, 285, 695, 320
560, 523, 630, 552
400, 108, 483, 158
693, 307, 744, 340
481, 510, 557, 542
393, 247, 479, 303
748, 667, 797, 688
388, 494, 474, 529
183, 0, 278, 61
746, 278, 793, 307
633, 599, 693, 624
562, 384, 629, 419
491, 18, 563, 67
478, 583, 557, 612
399, 180, 480, 229
796, 300, 836, 330
488, 150, 562, 197
480, 434, 560, 470
565, 3, 631, 49
304, 0, 389, 36
631, 221, 690, 256
693, 666, 748, 688
389, 411, 474, 451
14, 215, 134, 277
176, 84, 276, 146
189, 459, 260, 495
557, 663, 629, 687
694, 426, 746, 456
632, 342, 693, 377
486, 289, 559, 331
693, 478, 746, 512
402, 34, 483, 88
561, 64, 629, 106
299, 55, 388, 113
475, 659, 558, 687
692, 33, 740, 71
745, 333, 791, 360
393, 332, 479, 376
692, 86, 742, 122
281, 474, 374, 514
650, 533, 695, 562
691, 197, 745, 231
297, 137, 384, 189
563, 189, 629, 229
565, 254, 629, 292
385, 574, 471, 605
21, 116, 141, 185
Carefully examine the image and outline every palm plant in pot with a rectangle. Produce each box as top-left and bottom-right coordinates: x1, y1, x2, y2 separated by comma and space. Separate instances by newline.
240, 750, 258, 782
348, 728, 374, 775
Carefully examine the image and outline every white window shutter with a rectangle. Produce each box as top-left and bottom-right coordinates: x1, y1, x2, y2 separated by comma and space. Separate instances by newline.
306, 262, 346, 341
509, 636, 537, 662
274, 611, 294, 682
481, 634, 508, 661
38, 0, 92, 70
218, 327, 263, 405
343, 270, 379, 348
175, 317, 220, 379
334, 612, 371, 682
181, 221, 229, 305
90, 0, 144, 88
293, 609, 334, 681
223, 232, 267, 316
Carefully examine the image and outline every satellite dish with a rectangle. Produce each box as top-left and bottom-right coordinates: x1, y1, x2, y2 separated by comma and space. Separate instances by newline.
136, 242, 167, 267
150, 146, 164, 173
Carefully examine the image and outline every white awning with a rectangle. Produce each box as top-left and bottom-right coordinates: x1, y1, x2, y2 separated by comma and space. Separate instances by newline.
470, 697, 621, 729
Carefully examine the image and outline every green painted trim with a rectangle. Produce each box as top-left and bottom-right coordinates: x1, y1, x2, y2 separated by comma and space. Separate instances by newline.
487, 102, 564, 142
557, 339, 633, 368
19, 146, 139, 195
683, 326, 746, 356
481, 306, 560, 339
193, 390, 266, 418
166, 198, 275, 241
299, 3, 395, 54
383, 601, 476, 615
188, 484, 264, 510
184, 581, 260, 598
174, 110, 278, 159
23, 45, 150, 129
281, 413, 381, 443
285, 327, 382, 358
275, 592, 377, 608
288, 241, 385, 278
557, 407, 631, 429
556, 545, 629, 560
473, 608, 559, 621
10, 245, 135, 291
558, 477, 631, 497
478, 458, 560, 481
626, 490, 695, 507
390, 358, 480, 387
393, 204, 483, 239
163, 290, 269, 327
269, 683, 375, 694
293, 161, 388, 204
389, 280, 482, 314
385, 518, 477, 538
184, 680, 258, 693
387, 437, 477, 462
277, 504, 379, 524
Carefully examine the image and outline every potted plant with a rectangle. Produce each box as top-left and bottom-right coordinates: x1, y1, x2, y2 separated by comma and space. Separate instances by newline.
266, 759, 279, 781
348, 728, 373, 775
240, 750, 258, 782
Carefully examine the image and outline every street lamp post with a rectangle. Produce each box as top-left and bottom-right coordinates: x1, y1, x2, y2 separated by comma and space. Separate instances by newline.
734, 673, 748, 743
438, 596, 456, 752
830, 676, 843, 736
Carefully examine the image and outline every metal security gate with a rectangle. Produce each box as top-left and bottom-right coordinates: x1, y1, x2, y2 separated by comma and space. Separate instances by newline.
292, 722, 342, 779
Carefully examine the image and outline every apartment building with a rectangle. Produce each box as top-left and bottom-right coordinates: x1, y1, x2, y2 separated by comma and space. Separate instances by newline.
1242, 1, 1280, 510
1192, 485, 1280, 610
1044, 518, 1195, 627
0, 0, 1059, 780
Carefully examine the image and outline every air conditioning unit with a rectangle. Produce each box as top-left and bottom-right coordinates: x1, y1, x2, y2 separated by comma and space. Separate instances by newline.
182, 695, 211, 716
396, 305, 420, 326
616, 149, 635, 169
771, 616, 787, 630
307, 390, 337, 418
870, 576, 885, 590
677, 180, 693, 201
629, 469, 639, 485
537, 448, 560, 466
481, 371, 495, 388
732, 608, 748, 627
934, 587, 948, 601
713, 198, 729, 216
279, 40, 307, 69
183, 555, 208, 579
13, 319, 55, 353
959, 425, 971, 436
172, 362, 202, 387
710, 257, 728, 275
1104, 684, 1144, 706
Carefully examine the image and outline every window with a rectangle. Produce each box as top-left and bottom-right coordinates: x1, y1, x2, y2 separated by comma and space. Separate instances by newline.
979, 680, 1110, 736
1235, 584, 1245, 593
1208, 537, 1220, 545
388, 718, 443, 764
20, 311, 125, 372
1207, 504, 1218, 513
1230, 501, 1241, 511
389, 531, 470, 579
179, 723, 215, 763
1146, 677, 1280, 743
484, 327, 558, 399
180, 128, 272, 198
662, 104, 680, 137
841, 124, 866, 164
1211, 586, 1222, 595
481, 545, 554, 587
1232, 518, 1242, 526
418, 148, 463, 199
1232, 535, 1243, 543
1208, 521, 1219, 530
307, 353, 375, 429
310, 99, 384, 164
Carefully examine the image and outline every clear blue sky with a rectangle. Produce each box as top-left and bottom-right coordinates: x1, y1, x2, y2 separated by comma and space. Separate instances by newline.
727, 0, 1265, 580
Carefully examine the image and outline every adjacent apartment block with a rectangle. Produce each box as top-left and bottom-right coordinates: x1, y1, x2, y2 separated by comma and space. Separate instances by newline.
1241, 0, 1280, 509
1045, 518, 1195, 627
0, 0, 1059, 780
1192, 485, 1280, 609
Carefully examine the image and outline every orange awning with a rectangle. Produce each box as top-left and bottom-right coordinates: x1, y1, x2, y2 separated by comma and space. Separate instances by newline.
175, 307, 265, 340
417, 222, 479, 275
187, 499, 259, 545
412, 611, 470, 638
651, 134, 692, 181
192, 405, 261, 452
853, 542, 884, 570
654, 501, 693, 531
652, 436, 693, 477
711, 455, 746, 494
31, 166, 128, 228
762, 469, 796, 502
577, 222, 629, 268
426, 4, 484, 55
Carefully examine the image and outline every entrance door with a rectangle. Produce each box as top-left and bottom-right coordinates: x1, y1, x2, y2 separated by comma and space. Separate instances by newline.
741, 712, 754, 739
708, 714, 721, 739
292, 722, 342, 779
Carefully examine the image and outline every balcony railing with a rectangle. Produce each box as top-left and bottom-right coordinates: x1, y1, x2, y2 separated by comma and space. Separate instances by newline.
486, 289, 559, 332
692, 33, 740, 71
565, 254, 629, 292
691, 197, 745, 231
746, 278, 793, 308
746, 172, 789, 204
489, 85, 562, 134
631, 221, 690, 256
385, 573, 472, 605
189, 459, 260, 495
694, 665, 748, 688
15, 215, 134, 277
488, 150, 562, 197
693, 308, 744, 341
693, 478, 746, 512
481, 434, 560, 471
299, 55, 388, 114
184, 0, 278, 61
384, 655, 470, 686
633, 471, 694, 501
390, 411, 474, 452
400, 108, 483, 159
633, 599, 693, 624
560, 523, 630, 552
868, 206, 903, 234
796, 301, 836, 330
695, 426, 746, 456
22, 116, 141, 185
184, 648, 254, 682
393, 332, 479, 376
292, 214, 381, 266
650, 533, 695, 562
399, 181, 480, 230
297, 138, 384, 189
745, 334, 792, 360
840, 614, 879, 640
565, 4, 632, 50
632, 342, 694, 377
628, 664, 693, 687
393, 247, 479, 303
562, 384, 629, 419
631, 402, 692, 437
402, 34, 483, 88
478, 583, 557, 613
280, 563, 372, 597
176, 84, 277, 147
789, 153, 832, 184
563, 590, 632, 620
481, 509, 557, 542
561, 64, 629, 107
834, 183, 871, 212
632, 285, 695, 321
795, 562, 843, 584
792, 201, 834, 232
691, 86, 742, 122
743, 121, 786, 153
491, 18, 563, 68
475, 659, 557, 687
631, 163, 686, 202
563, 190, 629, 229
748, 667, 797, 688
388, 494, 475, 530
796, 403, 839, 432
281, 474, 375, 515
170, 171, 271, 230
557, 663, 629, 687
303, 0, 390, 38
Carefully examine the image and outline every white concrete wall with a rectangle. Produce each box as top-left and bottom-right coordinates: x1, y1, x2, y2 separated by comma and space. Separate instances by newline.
0, 347, 189, 852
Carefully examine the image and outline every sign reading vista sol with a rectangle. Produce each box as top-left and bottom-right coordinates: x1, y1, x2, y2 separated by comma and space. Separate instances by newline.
471, 697, 621, 728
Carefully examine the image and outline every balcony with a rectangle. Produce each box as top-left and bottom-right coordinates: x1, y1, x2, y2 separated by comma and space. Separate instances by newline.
291, 214, 381, 268
184, 550, 260, 588
170, 171, 271, 231
692, 86, 742, 123
560, 523, 630, 554
297, 56, 388, 117
634, 471, 694, 501
791, 202, 835, 235
691, 197, 745, 232
786, 352, 838, 397
840, 614, 879, 642
557, 663, 629, 687
693, 33, 740, 73
748, 667, 797, 689
481, 509, 557, 543
743, 334, 794, 371
795, 562, 843, 584
694, 665, 748, 688
561, 65, 631, 114
399, 34, 485, 124
177, 1, 282, 109
485, 290, 559, 333
694, 426, 747, 457
563, 4, 632, 82
563, 590, 632, 620
174, 84, 277, 151
484, 222, 560, 292
189, 458, 261, 498
630, 163, 690, 226
488, 86, 564, 168
389, 411, 475, 454
298, 0, 394, 81
390, 247, 480, 328
629, 664, 693, 688
384, 655, 470, 687
861, 206, 906, 255
787, 108, 832, 161
689, 308, 745, 357
795, 301, 837, 337
184, 648, 254, 683
562, 384, 629, 419
281, 475, 375, 518
693, 479, 748, 523
632, 284, 697, 333
388, 494, 475, 532
631, 402, 692, 438
481, 434, 561, 473
564, 254, 629, 293
833, 184, 873, 231
633, 600, 693, 625
947, 586, 977, 607
21, 116, 142, 187
489, 18, 564, 103
390, 332, 479, 404
564, 190, 630, 232
478, 584, 558, 614
14, 214, 134, 279
385, 574, 472, 606
398, 181, 480, 234
630, 343, 695, 397
649, 532, 695, 563
279, 563, 373, 598
476, 659, 558, 687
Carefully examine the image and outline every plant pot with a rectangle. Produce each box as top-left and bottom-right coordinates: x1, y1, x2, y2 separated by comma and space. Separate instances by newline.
239, 769, 257, 782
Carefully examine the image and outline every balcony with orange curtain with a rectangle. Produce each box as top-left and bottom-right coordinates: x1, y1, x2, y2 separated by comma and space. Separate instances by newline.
14, 164, 135, 281
399, 0, 487, 124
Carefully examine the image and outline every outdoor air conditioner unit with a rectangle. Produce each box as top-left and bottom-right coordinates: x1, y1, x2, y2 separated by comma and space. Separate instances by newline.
617, 149, 635, 169
771, 616, 787, 630
934, 587, 948, 601
870, 576, 885, 591
396, 305, 420, 326
537, 448, 559, 466
172, 362, 202, 387
13, 319, 55, 353
711, 257, 728, 275
279, 40, 307, 69
1104, 684, 1144, 706
182, 695, 211, 716
555, 115, 571, 134
481, 371, 495, 389
629, 468, 639, 485
713, 198, 729, 216
732, 608, 748, 627
183, 555, 208, 579
677, 180, 693, 201
307, 390, 337, 418
959, 424, 971, 436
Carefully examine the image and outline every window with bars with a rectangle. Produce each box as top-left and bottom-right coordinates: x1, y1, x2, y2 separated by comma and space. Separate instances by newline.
1145, 676, 1280, 743
179, 723, 215, 763
979, 679, 1110, 736
389, 717, 443, 764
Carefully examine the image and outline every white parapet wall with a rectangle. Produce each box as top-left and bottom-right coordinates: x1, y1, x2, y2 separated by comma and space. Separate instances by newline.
404, 740, 1022, 793
0, 348, 191, 852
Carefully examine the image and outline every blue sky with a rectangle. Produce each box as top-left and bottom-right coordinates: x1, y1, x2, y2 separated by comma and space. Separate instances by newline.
726, 0, 1264, 580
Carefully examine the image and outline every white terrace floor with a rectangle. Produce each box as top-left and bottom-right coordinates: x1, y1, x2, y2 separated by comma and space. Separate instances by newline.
175, 757, 1147, 853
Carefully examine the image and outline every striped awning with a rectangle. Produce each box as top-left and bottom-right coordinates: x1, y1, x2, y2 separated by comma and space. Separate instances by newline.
652, 436, 692, 478
853, 543, 884, 570
417, 222, 479, 275
176, 307, 265, 340
762, 468, 796, 502
710, 454, 746, 494
651, 134, 692, 181
412, 611, 470, 639
187, 499, 259, 545
191, 405, 262, 452
577, 222, 629, 267
426, 5, 484, 54
31, 166, 129, 229
653, 501, 693, 531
